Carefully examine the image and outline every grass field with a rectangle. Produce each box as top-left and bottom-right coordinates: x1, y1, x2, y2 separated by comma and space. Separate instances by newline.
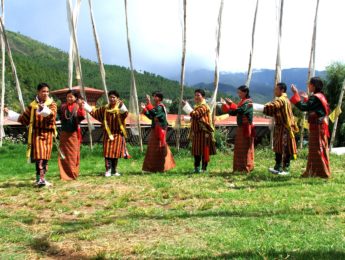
1, 142, 345, 259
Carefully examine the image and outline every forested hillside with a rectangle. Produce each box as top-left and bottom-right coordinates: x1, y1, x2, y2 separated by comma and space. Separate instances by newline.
4, 31, 195, 110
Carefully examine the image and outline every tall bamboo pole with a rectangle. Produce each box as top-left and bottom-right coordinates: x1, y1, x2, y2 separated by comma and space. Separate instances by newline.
68, 0, 81, 90
300, 0, 320, 149
88, 0, 109, 103
66, 0, 94, 149
210, 0, 224, 120
0, 19, 25, 113
176, 0, 187, 151
245, 0, 260, 88
124, 0, 143, 152
271, 0, 284, 148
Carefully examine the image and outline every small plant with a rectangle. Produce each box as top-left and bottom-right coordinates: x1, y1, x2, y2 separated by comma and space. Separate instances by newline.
214, 127, 231, 152
2, 132, 26, 144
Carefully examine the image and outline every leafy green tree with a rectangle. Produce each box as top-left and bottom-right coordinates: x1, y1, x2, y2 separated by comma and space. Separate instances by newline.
325, 62, 345, 146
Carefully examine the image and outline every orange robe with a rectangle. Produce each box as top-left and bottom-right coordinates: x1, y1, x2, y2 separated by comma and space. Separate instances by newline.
90, 105, 128, 159
189, 103, 216, 161
18, 101, 57, 161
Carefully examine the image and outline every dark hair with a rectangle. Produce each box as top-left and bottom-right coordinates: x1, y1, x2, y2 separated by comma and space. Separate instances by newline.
152, 91, 163, 101
238, 85, 250, 98
277, 82, 287, 93
37, 82, 50, 91
66, 90, 79, 99
108, 90, 120, 98
309, 77, 323, 93
194, 89, 206, 97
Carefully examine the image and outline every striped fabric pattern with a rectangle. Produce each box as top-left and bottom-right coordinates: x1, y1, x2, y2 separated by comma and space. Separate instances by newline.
190, 104, 216, 156
18, 102, 57, 160
264, 98, 297, 156
58, 131, 80, 180
233, 125, 254, 173
302, 119, 331, 178
91, 106, 128, 158
19, 103, 57, 130
32, 129, 54, 160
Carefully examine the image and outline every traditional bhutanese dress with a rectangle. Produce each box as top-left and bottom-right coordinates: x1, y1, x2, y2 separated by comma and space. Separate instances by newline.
222, 98, 254, 173
90, 103, 129, 159
263, 93, 298, 161
291, 92, 331, 178
142, 102, 176, 172
58, 103, 85, 180
187, 101, 216, 162
16, 97, 57, 182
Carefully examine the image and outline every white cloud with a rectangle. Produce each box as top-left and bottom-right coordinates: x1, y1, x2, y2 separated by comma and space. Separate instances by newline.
5, 0, 345, 75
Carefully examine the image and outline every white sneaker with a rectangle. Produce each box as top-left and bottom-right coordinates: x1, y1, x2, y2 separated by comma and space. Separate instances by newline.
112, 172, 121, 177
45, 180, 53, 187
278, 171, 289, 176
268, 168, 279, 174
36, 180, 45, 187
105, 170, 112, 177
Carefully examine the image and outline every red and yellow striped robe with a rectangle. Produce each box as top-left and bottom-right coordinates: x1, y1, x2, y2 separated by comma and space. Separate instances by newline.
90, 106, 128, 158
263, 94, 298, 157
18, 101, 57, 160
189, 104, 216, 157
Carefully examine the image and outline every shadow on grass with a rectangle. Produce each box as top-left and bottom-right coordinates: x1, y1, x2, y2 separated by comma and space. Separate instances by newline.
175, 250, 345, 260
127, 170, 198, 176
29, 234, 89, 259
0, 181, 34, 188
79, 172, 108, 177
51, 206, 343, 236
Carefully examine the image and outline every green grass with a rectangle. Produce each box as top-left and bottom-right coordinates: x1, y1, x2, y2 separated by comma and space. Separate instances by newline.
1, 143, 345, 259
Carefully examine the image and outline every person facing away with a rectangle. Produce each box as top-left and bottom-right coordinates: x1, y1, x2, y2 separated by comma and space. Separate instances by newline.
83, 90, 129, 177
141, 91, 176, 172
182, 89, 216, 173
290, 76, 331, 178
221, 85, 255, 173
5, 83, 57, 187
58, 90, 86, 180
262, 82, 298, 175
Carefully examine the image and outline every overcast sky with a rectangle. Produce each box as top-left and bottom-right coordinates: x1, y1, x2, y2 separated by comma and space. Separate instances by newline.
4, 0, 345, 76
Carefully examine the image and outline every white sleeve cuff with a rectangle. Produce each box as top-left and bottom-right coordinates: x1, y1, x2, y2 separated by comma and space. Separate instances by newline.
84, 102, 93, 113
120, 104, 128, 114
253, 103, 264, 112
182, 103, 193, 114
7, 110, 20, 122
184, 115, 191, 123
38, 106, 51, 117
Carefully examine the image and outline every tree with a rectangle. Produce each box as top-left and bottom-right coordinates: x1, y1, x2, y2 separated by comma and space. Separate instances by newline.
325, 62, 345, 146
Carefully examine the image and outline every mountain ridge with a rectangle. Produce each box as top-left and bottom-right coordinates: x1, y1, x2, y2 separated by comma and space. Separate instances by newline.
3, 31, 327, 108
4, 31, 195, 109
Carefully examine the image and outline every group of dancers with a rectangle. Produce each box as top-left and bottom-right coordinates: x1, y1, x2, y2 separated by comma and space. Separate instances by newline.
3, 76, 331, 187
221, 76, 330, 178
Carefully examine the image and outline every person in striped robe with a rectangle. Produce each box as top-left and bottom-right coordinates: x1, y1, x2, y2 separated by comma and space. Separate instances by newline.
221, 85, 254, 173
182, 89, 216, 173
5, 83, 57, 187
141, 91, 176, 172
263, 82, 298, 175
290, 77, 331, 178
83, 90, 129, 177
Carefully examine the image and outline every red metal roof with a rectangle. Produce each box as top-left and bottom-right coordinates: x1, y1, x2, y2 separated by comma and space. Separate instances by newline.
50, 86, 105, 95
4, 114, 270, 126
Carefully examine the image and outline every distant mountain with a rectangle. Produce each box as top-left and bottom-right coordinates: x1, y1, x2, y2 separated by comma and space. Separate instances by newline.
4, 30, 327, 109
193, 81, 268, 104
4, 31, 195, 110
169, 68, 326, 103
